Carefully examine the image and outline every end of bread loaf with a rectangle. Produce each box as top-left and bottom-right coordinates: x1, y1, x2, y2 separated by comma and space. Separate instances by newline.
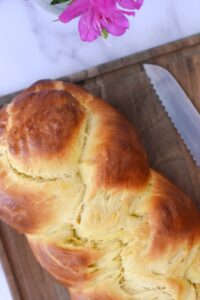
0, 80, 200, 300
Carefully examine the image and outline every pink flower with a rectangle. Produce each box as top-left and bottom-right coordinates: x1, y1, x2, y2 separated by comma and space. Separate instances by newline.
59, 0, 144, 42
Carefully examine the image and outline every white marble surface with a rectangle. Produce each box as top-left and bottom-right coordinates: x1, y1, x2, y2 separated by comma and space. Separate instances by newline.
0, 0, 200, 97
0, 0, 200, 299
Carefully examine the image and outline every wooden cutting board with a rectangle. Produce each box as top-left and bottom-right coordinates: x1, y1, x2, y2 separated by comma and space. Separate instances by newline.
0, 33, 200, 300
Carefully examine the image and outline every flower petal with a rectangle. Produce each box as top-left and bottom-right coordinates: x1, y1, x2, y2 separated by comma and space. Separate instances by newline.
118, 0, 144, 10
91, 0, 116, 16
59, 0, 87, 23
102, 12, 129, 36
59, 0, 144, 41
78, 10, 101, 42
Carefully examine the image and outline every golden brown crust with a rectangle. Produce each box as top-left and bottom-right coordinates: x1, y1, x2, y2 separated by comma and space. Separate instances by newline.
29, 240, 99, 288
0, 80, 199, 300
0, 154, 84, 234
94, 110, 150, 190
9, 90, 85, 158
0, 158, 50, 233
150, 172, 200, 255
0, 106, 8, 147
6, 88, 87, 179
34, 80, 150, 190
0, 187, 47, 233
83, 98, 150, 190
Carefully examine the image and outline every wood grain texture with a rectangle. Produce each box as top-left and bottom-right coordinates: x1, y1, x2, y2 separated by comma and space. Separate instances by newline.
0, 33, 200, 300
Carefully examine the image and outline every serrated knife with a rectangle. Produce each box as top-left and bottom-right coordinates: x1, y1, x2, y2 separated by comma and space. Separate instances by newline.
143, 64, 200, 167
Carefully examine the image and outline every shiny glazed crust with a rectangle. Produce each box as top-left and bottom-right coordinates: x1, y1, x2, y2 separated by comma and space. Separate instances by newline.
0, 80, 200, 300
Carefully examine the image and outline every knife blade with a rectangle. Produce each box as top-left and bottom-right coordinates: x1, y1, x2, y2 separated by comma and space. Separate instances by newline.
143, 64, 200, 167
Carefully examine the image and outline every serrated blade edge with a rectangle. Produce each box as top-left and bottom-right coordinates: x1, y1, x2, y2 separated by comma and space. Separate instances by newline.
144, 64, 200, 167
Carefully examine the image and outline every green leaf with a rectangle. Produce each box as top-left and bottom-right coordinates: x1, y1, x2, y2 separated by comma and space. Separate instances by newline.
50, 0, 71, 5
101, 29, 109, 39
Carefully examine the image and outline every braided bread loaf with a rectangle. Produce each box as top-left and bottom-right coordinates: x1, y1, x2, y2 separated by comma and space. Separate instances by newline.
0, 80, 200, 300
